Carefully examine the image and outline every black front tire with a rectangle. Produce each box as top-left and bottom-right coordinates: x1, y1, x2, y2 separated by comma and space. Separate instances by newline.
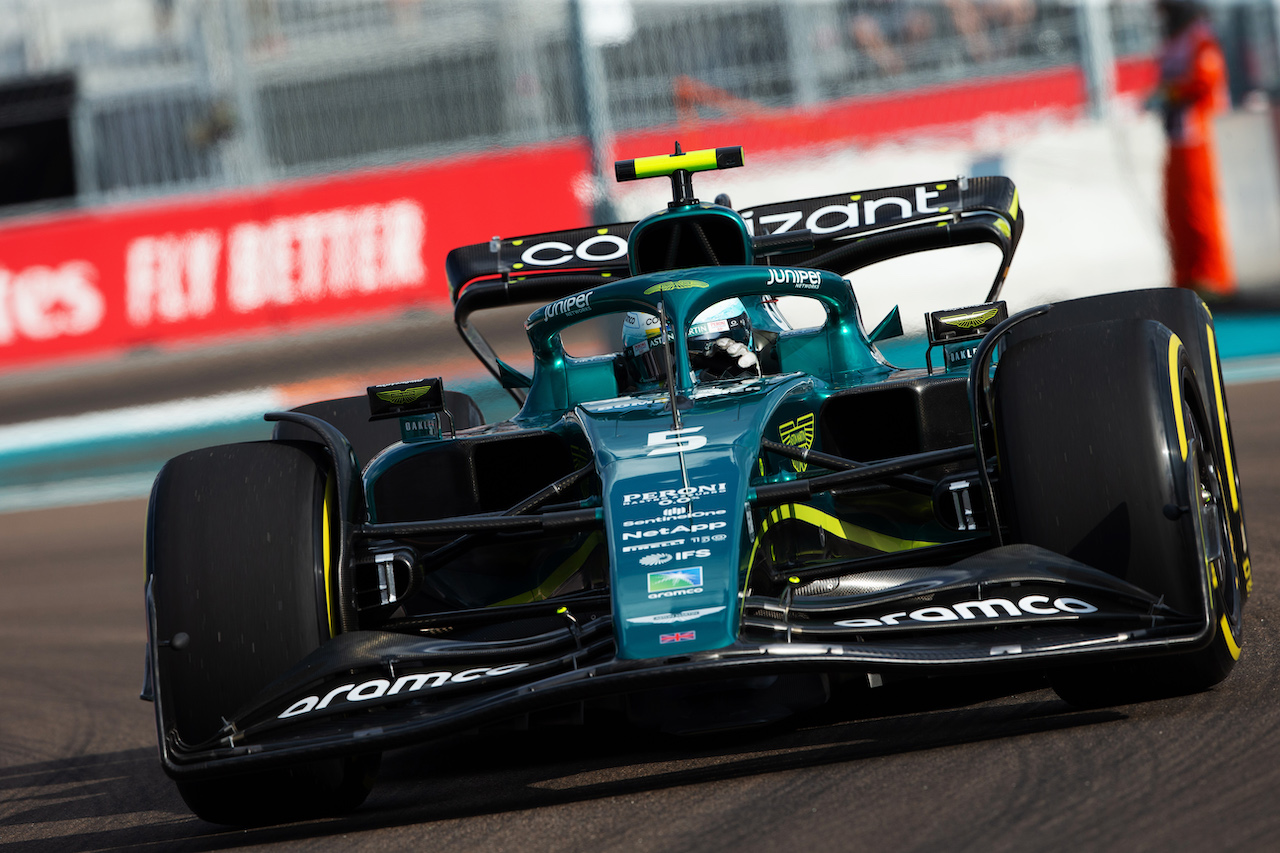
148, 440, 379, 824
991, 317, 1243, 707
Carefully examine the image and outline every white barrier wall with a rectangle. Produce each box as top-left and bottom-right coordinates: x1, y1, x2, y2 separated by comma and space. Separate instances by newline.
615, 103, 1279, 336
1218, 108, 1280, 291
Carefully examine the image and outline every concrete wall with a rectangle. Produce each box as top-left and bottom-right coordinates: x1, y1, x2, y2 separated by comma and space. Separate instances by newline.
1219, 108, 1280, 290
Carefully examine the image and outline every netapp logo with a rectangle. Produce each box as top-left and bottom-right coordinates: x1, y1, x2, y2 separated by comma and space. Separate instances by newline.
621, 522, 726, 541
277, 663, 529, 719
833, 596, 1098, 629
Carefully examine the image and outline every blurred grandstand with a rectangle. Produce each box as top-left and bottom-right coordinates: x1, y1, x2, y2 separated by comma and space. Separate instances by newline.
1, 0, 1271, 209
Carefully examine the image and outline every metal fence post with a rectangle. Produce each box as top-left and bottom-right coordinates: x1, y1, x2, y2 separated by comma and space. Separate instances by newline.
219, 0, 270, 187
1077, 0, 1116, 120
569, 0, 618, 224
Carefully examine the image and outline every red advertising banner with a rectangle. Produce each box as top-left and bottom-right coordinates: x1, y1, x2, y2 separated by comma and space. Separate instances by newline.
0, 142, 590, 370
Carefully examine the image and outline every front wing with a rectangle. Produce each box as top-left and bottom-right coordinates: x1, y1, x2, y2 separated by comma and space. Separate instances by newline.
148, 544, 1218, 779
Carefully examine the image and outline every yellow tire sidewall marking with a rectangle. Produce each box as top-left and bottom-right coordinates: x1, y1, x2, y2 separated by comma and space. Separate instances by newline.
1206, 325, 1240, 512
1168, 333, 1187, 462
323, 475, 336, 638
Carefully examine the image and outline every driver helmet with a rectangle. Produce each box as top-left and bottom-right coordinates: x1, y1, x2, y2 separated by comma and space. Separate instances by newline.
621, 298, 755, 388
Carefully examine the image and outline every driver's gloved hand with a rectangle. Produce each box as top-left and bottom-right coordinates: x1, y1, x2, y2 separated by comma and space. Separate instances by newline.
714, 337, 759, 373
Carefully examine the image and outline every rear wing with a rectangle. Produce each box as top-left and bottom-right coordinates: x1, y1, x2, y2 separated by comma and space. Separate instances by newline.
446, 176, 1022, 301
745, 175, 1022, 289
448, 175, 1023, 402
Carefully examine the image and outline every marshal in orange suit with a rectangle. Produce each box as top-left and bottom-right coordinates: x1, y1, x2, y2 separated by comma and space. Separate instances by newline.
1154, 1, 1235, 298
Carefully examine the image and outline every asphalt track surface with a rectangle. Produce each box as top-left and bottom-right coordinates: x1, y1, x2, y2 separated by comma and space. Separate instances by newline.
2, 361, 1279, 851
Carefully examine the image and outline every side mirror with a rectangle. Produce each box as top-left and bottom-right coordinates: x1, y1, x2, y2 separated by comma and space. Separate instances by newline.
496, 358, 533, 389
868, 306, 904, 343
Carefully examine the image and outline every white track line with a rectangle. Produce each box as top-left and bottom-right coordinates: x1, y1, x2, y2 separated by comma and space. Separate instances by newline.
0, 388, 284, 457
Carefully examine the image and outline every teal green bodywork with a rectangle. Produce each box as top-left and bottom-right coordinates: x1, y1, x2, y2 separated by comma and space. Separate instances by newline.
576, 375, 816, 658
367, 261, 928, 660
380, 166, 1031, 662
626, 202, 754, 276
520, 264, 886, 415
365, 184, 990, 660
510, 263, 894, 657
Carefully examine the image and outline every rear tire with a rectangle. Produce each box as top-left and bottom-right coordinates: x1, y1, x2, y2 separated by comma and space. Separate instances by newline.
148, 440, 378, 824
991, 318, 1243, 707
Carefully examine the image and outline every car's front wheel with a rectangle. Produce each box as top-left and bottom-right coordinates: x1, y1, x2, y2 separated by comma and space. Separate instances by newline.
148, 440, 379, 825
991, 318, 1243, 707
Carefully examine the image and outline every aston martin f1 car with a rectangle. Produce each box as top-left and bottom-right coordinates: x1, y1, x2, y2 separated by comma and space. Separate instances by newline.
143, 145, 1250, 825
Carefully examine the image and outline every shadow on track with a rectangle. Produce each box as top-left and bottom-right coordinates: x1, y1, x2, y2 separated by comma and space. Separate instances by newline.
0, 675, 1124, 852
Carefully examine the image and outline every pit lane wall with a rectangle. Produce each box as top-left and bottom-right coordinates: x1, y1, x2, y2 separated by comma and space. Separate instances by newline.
6, 55, 1270, 374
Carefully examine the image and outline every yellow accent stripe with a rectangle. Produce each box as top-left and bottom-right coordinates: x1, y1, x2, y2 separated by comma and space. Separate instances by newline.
1169, 333, 1187, 461
493, 532, 603, 606
744, 531, 765, 590
632, 149, 720, 177
1206, 326, 1239, 512
741, 503, 943, 605
1009, 188, 1020, 219
323, 476, 335, 638
1221, 615, 1242, 660
761, 503, 941, 553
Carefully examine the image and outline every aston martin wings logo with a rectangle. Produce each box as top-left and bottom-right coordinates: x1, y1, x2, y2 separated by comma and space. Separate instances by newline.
643, 279, 709, 295
375, 385, 433, 405
367, 377, 445, 420
779, 412, 815, 473
939, 307, 1000, 329
925, 302, 1007, 347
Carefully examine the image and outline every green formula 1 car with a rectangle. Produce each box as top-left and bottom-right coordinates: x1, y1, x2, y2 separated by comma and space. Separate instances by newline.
143, 144, 1249, 825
